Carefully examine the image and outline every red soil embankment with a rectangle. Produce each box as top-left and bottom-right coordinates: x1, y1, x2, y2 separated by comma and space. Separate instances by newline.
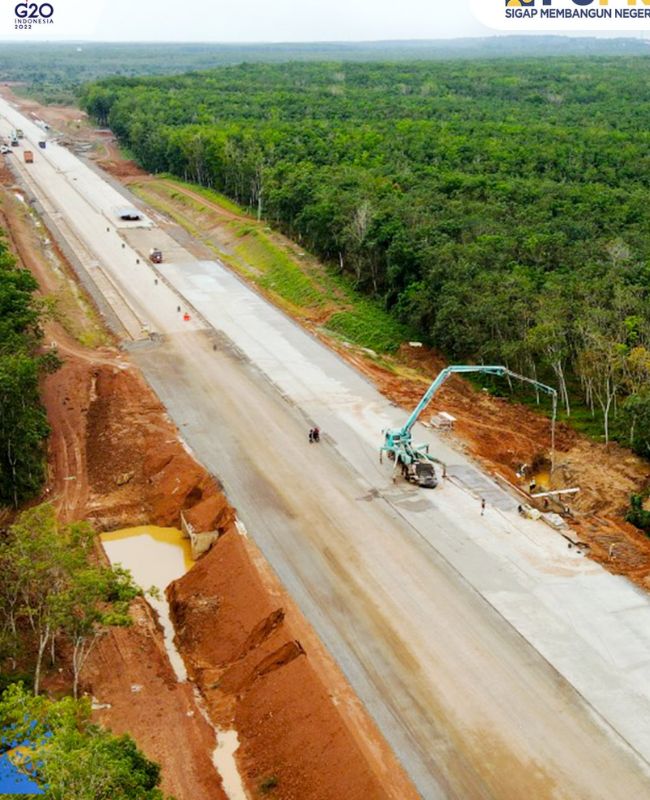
84, 598, 227, 800
169, 529, 417, 800
43, 352, 229, 531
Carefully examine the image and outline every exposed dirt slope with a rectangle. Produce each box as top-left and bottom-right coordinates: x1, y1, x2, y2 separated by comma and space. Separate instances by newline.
84, 598, 227, 800
47, 354, 226, 529
169, 529, 417, 800
0, 173, 233, 795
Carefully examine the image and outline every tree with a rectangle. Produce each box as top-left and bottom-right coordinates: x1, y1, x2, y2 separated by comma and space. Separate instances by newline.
527, 277, 574, 415
55, 566, 137, 699
575, 333, 623, 445
0, 504, 64, 695
0, 505, 140, 697
621, 391, 650, 456
0, 683, 168, 800
0, 234, 51, 507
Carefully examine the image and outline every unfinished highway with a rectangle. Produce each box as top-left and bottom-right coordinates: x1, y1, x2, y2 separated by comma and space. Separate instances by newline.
4, 98, 650, 799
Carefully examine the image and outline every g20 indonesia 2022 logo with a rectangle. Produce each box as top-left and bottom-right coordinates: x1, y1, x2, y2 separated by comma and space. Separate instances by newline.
13, 1, 54, 31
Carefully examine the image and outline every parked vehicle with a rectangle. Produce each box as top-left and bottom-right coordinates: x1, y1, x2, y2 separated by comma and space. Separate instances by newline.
23, 150, 34, 164
149, 248, 163, 264
38, 141, 46, 149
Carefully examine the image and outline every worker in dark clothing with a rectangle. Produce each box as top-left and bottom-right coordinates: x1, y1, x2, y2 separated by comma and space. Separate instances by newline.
308, 429, 314, 443
313, 426, 320, 443
481, 498, 486, 516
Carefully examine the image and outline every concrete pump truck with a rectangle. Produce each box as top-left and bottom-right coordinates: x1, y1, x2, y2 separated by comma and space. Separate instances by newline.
380, 364, 557, 488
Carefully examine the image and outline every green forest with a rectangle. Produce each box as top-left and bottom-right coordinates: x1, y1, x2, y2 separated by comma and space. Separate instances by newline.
2, 38, 648, 104
82, 59, 650, 453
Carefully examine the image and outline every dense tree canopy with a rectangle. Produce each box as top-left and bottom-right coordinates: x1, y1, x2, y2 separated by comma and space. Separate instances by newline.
2, 38, 647, 101
82, 59, 650, 447
0, 235, 50, 505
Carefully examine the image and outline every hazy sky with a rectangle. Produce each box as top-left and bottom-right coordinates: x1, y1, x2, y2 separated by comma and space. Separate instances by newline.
102, 0, 490, 41
8, 0, 491, 41
5, 0, 644, 41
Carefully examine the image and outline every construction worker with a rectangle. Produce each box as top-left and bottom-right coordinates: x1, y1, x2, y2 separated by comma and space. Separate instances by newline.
308, 429, 314, 443
481, 498, 486, 516
313, 426, 320, 443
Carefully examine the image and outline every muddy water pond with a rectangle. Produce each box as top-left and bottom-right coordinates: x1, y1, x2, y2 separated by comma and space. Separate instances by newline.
101, 526, 193, 680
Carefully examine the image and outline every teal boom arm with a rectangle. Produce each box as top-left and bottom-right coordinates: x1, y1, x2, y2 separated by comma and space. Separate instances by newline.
402, 365, 505, 436
400, 364, 556, 437
382, 365, 558, 470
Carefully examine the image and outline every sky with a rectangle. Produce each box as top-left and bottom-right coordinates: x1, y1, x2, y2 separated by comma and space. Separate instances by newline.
94, 0, 490, 42
4, 0, 647, 41
5, 0, 489, 41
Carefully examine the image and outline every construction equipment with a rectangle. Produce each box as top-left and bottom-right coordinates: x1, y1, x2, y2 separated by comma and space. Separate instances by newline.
380, 365, 558, 488
149, 248, 163, 264
23, 150, 34, 164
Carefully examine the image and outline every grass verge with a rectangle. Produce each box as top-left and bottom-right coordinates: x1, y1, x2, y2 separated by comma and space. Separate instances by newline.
133, 177, 410, 352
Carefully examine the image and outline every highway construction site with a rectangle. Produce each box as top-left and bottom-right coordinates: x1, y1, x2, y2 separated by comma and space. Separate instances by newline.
3, 87, 650, 799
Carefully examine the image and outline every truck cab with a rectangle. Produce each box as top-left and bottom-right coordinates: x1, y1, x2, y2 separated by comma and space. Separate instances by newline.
404, 461, 437, 489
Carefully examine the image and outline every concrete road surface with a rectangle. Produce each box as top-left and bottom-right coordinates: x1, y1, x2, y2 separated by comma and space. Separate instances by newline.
4, 97, 650, 799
